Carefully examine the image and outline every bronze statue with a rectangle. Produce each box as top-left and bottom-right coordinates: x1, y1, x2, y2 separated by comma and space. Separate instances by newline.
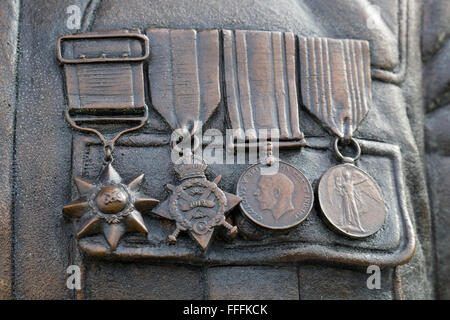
0, 0, 447, 301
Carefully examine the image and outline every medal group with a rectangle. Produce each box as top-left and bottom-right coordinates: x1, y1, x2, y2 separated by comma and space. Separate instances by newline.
58, 29, 386, 252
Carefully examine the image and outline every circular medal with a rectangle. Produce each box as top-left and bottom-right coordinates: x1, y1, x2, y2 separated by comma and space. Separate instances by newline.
236, 161, 314, 230
318, 163, 386, 238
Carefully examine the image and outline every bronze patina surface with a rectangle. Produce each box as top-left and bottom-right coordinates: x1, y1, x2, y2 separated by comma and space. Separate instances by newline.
95, 186, 128, 214
63, 163, 159, 251
223, 29, 305, 147
299, 36, 386, 239
318, 163, 386, 238
153, 159, 241, 251
236, 161, 313, 230
298, 37, 372, 140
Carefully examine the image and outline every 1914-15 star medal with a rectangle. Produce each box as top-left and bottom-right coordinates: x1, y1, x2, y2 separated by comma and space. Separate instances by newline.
63, 163, 159, 251
153, 160, 242, 251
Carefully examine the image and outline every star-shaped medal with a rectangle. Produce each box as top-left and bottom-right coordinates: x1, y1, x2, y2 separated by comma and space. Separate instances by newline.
63, 163, 159, 251
153, 161, 241, 251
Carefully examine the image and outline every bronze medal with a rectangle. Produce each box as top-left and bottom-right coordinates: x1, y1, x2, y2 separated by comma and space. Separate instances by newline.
299, 37, 386, 238
236, 160, 313, 230
63, 163, 159, 251
223, 30, 311, 230
318, 163, 386, 238
153, 157, 241, 251
146, 30, 241, 250
58, 31, 158, 251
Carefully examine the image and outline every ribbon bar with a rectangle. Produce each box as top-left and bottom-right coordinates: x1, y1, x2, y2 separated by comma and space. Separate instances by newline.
299, 37, 372, 140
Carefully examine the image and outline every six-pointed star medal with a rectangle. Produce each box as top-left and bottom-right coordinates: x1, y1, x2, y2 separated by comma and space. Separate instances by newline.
63, 163, 159, 251
153, 161, 242, 251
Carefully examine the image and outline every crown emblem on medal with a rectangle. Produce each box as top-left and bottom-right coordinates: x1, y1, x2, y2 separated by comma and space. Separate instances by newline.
174, 162, 208, 180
